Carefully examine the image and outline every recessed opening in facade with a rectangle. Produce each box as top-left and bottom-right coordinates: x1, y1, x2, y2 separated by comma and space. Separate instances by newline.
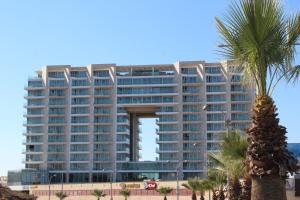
139, 118, 158, 161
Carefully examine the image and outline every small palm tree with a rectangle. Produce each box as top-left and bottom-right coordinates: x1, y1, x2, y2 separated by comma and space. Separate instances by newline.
196, 180, 212, 200
92, 189, 106, 200
156, 187, 173, 200
55, 191, 68, 200
119, 187, 131, 200
182, 178, 198, 200
208, 131, 248, 200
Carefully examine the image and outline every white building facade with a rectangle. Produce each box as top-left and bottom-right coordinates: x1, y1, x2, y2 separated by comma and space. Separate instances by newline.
23, 60, 255, 183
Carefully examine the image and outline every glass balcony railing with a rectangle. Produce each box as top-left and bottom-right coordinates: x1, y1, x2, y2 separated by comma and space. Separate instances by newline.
71, 126, 89, 133
26, 119, 43, 124
94, 135, 112, 142
117, 162, 179, 171
48, 108, 65, 115
48, 126, 64, 134
27, 100, 45, 106
48, 145, 65, 152
49, 90, 65, 96
70, 71, 88, 78
94, 108, 110, 114
117, 87, 176, 95
231, 104, 248, 111
181, 68, 197, 75
49, 80, 65, 87
71, 135, 88, 142
48, 136, 65, 143
48, 72, 65, 78
70, 154, 89, 161
183, 96, 201, 103
25, 155, 42, 162
48, 155, 65, 162
207, 96, 226, 102
93, 70, 110, 77
71, 116, 89, 123
25, 146, 42, 153
94, 79, 111, 86
94, 117, 112, 123
70, 163, 89, 170
118, 96, 175, 104
205, 67, 221, 74
94, 126, 111, 133
94, 98, 111, 104
183, 115, 201, 121
206, 76, 226, 83
157, 107, 177, 113
72, 89, 89, 96
183, 106, 200, 112
182, 87, 200, 93
49, 99, 65, 105
48, 118, 65, 124
182, 77, 201, 84
27, 80, 43, 88
71, 98, 89, 105
72, 80, 89, 87
231, 95, 250, 102
70, 144, 89, 152
94, 89, 111, 95
117, 77, 174, 85
117, 69, 174, 77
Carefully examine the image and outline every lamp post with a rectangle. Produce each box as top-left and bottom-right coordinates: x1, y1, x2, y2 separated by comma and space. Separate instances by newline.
61, 172, 63, 193
110, 168, 116, 200
48, 174, 57, 200
176, 165, 180, 200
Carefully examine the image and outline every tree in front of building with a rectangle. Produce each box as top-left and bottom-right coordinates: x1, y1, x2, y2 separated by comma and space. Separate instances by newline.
92, 189, 106, 200
119, 186, 131, 200
156, 186, 173, 200
55, 192, 68, 200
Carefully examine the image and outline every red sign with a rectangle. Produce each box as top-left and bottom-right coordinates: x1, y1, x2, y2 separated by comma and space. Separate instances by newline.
144, 181, 157, 190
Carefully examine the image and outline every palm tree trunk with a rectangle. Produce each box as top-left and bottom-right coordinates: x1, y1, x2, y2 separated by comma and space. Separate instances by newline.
251, 176, 286, 200
200, 192, 205, 200
246, 96, 297, 200
212, 189, 218, 200
239, 175, 251, 200
192, 192, 197, 200
164, 196, 167, 200
228, 177, 241, 200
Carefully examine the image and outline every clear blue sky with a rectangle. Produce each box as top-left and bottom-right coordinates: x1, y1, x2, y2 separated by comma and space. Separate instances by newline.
0, 0, 299, 176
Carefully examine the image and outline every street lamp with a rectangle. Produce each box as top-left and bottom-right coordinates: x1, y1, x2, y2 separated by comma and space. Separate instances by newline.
176, 164, 180, 200
110, 168, 116, 200
61, 172, 63, 193
48, 174, 57, 200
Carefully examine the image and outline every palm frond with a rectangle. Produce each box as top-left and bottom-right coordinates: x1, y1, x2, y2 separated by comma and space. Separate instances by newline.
216, 0, 300, 96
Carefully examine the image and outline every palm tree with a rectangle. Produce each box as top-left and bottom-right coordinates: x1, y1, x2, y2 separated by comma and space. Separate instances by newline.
209, 153, 243, 200
92, 189, 106, 200
182, 178, 199, 200
206, 169, 227, 200
55, 192, 68, 200
215, 0, 299, 199
119, 187, 131, 200
196, 180, 211, 200
156, 187, 173, 200
208, 131, 248, 200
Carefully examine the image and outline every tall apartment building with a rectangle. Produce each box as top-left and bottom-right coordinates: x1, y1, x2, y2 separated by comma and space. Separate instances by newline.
23, 60, 255, 183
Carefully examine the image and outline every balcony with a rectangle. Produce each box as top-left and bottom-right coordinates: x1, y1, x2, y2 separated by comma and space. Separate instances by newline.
116, 147, 130, 154
25, 81, 44, 90
116, 161, 179, 171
